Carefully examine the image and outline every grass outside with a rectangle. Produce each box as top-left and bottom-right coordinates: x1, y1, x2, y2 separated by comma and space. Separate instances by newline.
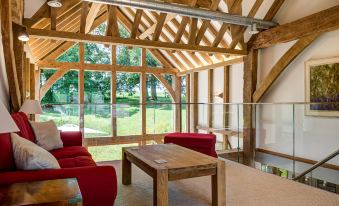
40, 94, 187, 160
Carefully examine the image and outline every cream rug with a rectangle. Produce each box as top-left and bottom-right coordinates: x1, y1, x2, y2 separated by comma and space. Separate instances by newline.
99, 160, 339, 206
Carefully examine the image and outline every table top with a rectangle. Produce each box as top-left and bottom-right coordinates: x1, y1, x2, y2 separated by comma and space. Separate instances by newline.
124, 144, 218, 171
0, 178, 82, 206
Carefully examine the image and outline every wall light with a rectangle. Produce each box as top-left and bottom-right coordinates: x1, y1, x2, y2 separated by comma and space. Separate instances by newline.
47, 0, 63, 8
18, 26, 30, 42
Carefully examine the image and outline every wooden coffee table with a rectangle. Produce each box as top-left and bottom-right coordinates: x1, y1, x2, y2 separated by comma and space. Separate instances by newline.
0, 178, 82, 206
122, 144, 225, 206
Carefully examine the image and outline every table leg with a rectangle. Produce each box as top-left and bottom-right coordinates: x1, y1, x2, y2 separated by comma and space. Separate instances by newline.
212, 160, 226, 206
153, 170, 168, 206
122, 150, 131, 185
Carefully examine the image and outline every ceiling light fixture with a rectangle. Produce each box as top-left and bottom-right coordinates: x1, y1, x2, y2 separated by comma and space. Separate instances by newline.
47, 0, 63, 8
249, 23, 259, 35
18, 26, 30, 42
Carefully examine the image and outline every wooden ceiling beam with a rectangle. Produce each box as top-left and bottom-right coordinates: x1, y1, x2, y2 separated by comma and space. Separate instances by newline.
85, 3, 102, 33
26, 27, 246, 55
50, 7, 57, 31
139, 13, 176, 40
250, 5, 339, 49
106, 6, 119, 37
188, 18, 198, 45
229, 0, 263, 48
253, 34, 320, 102
177, 57, 243, 75
153, 13, 168, 41
195, 0, 221, 45
212, 0, 242, 47
130, 9, 143, 39
80, 2, 89, 33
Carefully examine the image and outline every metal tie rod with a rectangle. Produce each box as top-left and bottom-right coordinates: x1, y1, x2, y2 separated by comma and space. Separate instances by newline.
84, 0, 278, 29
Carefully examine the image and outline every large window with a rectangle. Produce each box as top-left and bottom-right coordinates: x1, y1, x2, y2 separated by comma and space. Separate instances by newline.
40, 69, 80, 131
84, 71, 112, 138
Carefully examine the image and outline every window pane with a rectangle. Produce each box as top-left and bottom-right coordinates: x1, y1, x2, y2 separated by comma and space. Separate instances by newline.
84, 71, 112, 138
116, 46, 141, 66
57, 44, 79, 63
116, 73, 141, 135
84, 43, 112, 64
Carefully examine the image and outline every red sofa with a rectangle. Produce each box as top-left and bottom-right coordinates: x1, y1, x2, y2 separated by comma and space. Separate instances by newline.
0, 112, 117, 206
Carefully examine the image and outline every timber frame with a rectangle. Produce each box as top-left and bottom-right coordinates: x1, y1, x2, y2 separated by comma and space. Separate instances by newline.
2, 0, 339, 162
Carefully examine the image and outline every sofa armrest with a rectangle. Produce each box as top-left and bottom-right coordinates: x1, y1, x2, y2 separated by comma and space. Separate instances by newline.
60, 131, 83, 147
0, 166, 117, 206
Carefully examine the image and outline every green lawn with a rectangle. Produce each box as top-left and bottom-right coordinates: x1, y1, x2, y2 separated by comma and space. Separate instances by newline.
40, 94, 187, 161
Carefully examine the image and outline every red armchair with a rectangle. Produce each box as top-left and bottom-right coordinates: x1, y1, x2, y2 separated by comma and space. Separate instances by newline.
0, 112, 118, 206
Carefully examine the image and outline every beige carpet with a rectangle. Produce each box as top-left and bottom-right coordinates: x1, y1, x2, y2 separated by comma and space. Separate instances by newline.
99, 160, 339, 206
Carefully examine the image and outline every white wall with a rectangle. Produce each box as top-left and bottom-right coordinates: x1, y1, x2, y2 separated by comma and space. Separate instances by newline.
194, 0, 339, 166
0, 21, 10, 110
256, 0, 339, 166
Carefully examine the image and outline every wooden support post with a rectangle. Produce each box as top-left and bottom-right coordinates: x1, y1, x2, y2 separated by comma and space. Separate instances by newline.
0, 0, 22, 111
140, 72, 147, 139
186, 74, 191, 132
21, 52, 27, 101
111, 45, 117, 137
35, 68, 41, 101
12, 23, 25, 103
29, 64, 36, 100
223, 66, 231, 150
79, 43, 85, 142
191, 72, 198, 132
243, 49, 258, 166
173, 75, 181, 132
208, 69, 213, 132
140, 49, 147, 144
25, 58, 31, 99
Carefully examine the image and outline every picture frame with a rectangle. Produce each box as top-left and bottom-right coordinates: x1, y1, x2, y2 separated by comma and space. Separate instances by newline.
305, 57, 339, 117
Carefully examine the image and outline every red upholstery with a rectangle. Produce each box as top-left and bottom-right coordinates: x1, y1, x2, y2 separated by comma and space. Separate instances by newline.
165, 132, 218, 157
51, 146, 91, 159
0, 134, 15, 171
0, 166, 117, 206
58, 156, 97, 168
0, 112, 118, 206
11, 112, 36, 142
60, 131, 83, 147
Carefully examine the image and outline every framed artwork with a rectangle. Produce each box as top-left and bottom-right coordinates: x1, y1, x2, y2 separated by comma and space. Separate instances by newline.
305, 57, 339, 117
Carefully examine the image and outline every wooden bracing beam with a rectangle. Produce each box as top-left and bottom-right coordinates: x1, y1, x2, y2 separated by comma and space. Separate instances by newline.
252, 34, 320, 102
106, 6, 119, 37
195, 0, 221, 45
80, 2, 89, 33
212, 0, 242, 48
85, 3, 102, 33
139, 13, 176, 40
27, 28, 247, 55
40, 67, 70, 100
130, 9, 143, 39
250, 5, 339, 49
153, 73, 176, 101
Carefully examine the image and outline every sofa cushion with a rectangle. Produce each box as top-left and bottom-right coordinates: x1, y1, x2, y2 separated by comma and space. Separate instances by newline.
164, 132, 216, 148
58, 156, 97, 168
0, 133, 15, 171
30, 120, 63, 151
11, 133, 60, 170
11, 112, 36, 143
51, 146, 91, 159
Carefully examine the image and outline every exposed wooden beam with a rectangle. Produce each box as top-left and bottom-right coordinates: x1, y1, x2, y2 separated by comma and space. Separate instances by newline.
173, 0, 198, 44
250, 5, 339, 49
207, 69, 213, 131
40, 67, 70, 100
111, 45, 117, 137
186, 73, 191, 132
0, 0, 21, 111
243, 48, 258, 166
139, 13, 176, 40
50, 7, 57, 31
29, 64, 36, 100
140, 72, 147, 136
37, 61, 178, 74
153, 13, 167, 41
153, 73, 176, 100
191, 72, 198, 132
229, 0, 263, 48
130, 9, 143, 39
177, 57, 243, 75
188, 18, 198, 45
253, 34, 320, 102
85, 3, 102, 33
80, 2, 89, 33
195, 0, 221, 45
212, 0, 242, 47
12, 23, 25, 103
106, 6, 119, 37
223, 65, 231, 149
174, 75, 182, 132
27, 28, 247, 55
263, 0, 285, 21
